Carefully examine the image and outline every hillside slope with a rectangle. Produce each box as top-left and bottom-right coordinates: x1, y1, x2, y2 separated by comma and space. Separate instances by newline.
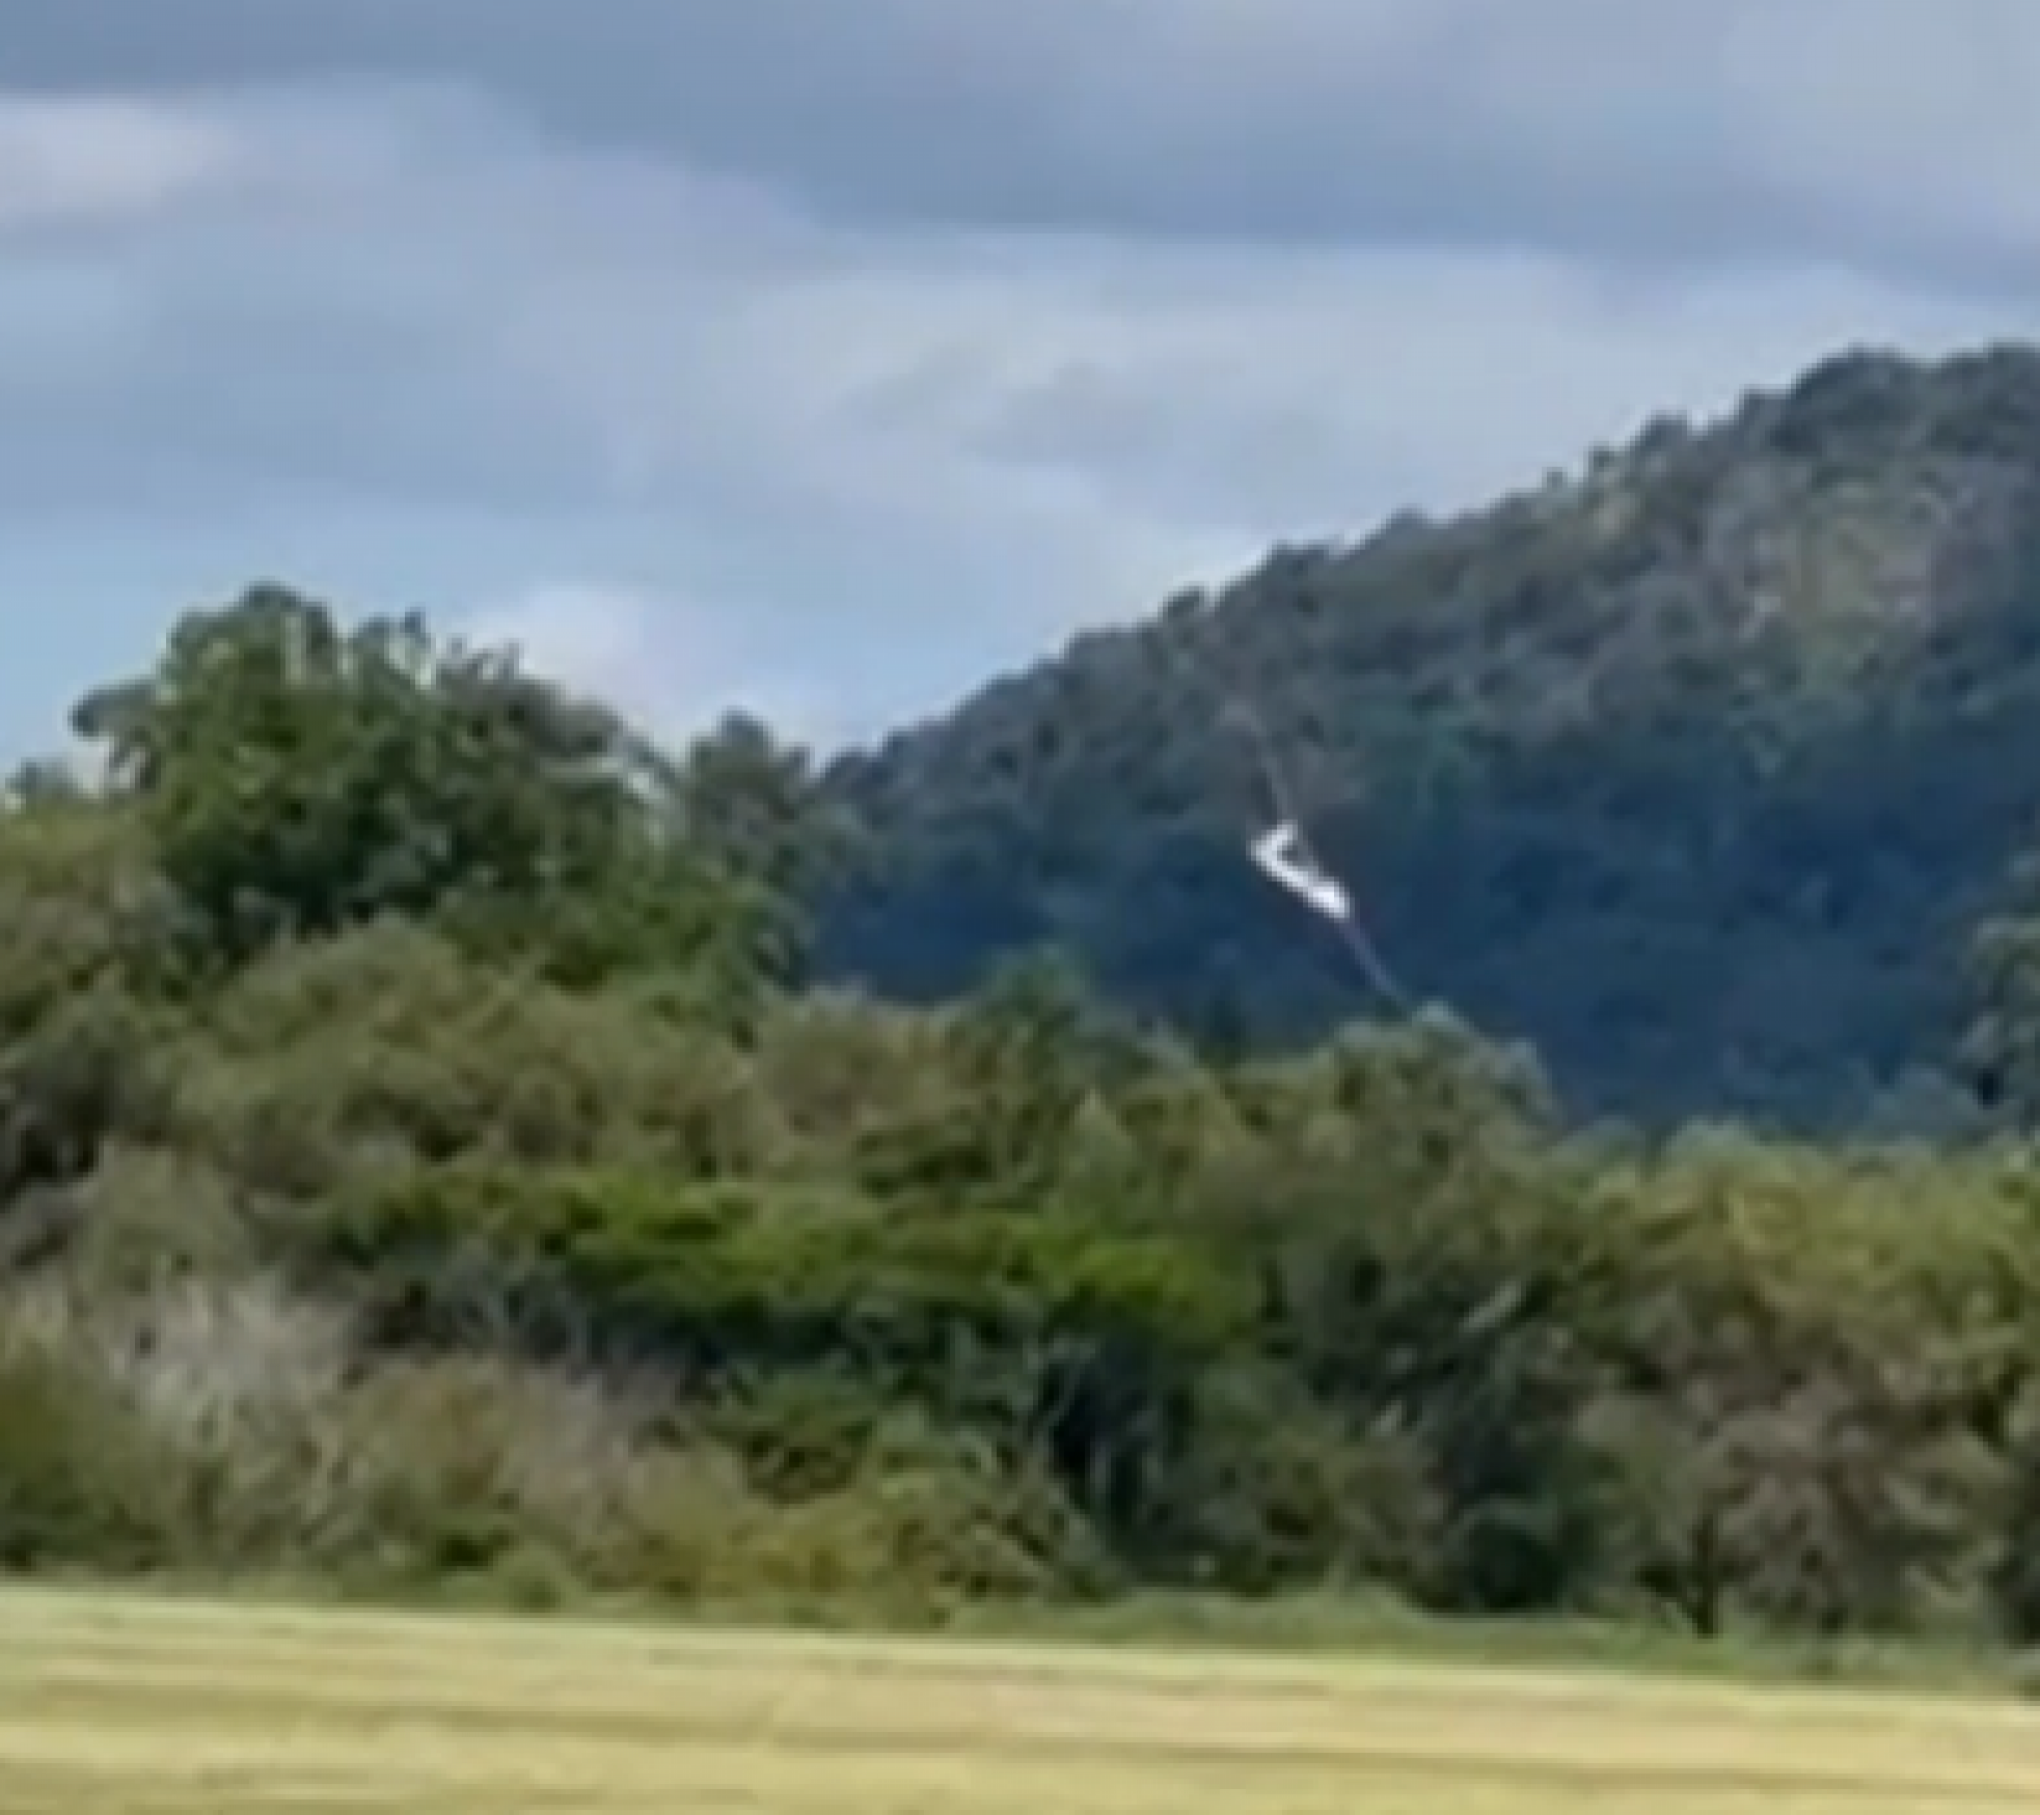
819, 345, 2040, 1127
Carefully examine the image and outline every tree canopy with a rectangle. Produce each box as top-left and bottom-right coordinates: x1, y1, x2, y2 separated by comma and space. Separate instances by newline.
11, 346, 2040, 1660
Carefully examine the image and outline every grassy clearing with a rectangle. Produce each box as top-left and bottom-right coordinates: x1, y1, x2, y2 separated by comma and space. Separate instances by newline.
5, 1587, 2039, 1812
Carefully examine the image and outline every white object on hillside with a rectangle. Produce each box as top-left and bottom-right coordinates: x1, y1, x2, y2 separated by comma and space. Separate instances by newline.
1249, 822, 1351, 923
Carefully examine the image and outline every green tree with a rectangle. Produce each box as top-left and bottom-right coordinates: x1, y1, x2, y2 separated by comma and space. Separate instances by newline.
1960, 843, 2040, 1128
71, 586, 778, 1004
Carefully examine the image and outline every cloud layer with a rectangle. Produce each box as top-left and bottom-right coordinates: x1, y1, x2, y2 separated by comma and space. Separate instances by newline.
0, 3, 2033, 749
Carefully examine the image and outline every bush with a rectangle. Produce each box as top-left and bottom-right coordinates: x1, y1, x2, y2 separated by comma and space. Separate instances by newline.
0, 1300, 166, 1569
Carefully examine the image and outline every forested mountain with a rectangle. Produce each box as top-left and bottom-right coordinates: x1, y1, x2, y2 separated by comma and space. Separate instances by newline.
821, 344, 2040, 1129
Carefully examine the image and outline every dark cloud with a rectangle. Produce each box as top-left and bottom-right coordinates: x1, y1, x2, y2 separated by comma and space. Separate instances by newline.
0, 4, 2029, 749
5, 0, 2037, 293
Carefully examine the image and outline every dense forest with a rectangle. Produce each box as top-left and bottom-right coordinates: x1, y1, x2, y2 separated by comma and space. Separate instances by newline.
823, 343, 2040, 1131
9, 558, 2040, 1657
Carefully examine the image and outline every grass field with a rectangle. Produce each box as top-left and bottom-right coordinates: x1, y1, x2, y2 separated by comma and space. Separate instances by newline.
5, 1588, 2039, 1812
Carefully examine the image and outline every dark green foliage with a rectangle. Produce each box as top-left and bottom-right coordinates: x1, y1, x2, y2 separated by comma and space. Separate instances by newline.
14, 376, 2040, 1658
70, 586, 785, 996
820, 344, 2040, 1127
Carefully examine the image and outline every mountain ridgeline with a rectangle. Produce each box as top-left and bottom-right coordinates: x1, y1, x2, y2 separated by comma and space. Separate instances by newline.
820, 345, 2040, 1129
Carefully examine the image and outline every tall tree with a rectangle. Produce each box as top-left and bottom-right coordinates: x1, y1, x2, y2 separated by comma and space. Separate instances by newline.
69, 586, 772, 998
1959, 842, 2040, 1128
665, 709, 851, 988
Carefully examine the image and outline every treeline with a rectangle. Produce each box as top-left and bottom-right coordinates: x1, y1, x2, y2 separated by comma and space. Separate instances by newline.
8, 586, 2040, 1653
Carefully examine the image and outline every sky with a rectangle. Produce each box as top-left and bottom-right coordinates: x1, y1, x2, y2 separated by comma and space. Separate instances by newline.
0, 2, 2036, 757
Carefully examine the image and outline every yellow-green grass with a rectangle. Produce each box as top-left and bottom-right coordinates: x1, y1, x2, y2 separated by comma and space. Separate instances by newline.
4, 1586, 2038, 1812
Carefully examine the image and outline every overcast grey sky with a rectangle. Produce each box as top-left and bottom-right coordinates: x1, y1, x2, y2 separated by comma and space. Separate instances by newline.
0, 1, 2033, 751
